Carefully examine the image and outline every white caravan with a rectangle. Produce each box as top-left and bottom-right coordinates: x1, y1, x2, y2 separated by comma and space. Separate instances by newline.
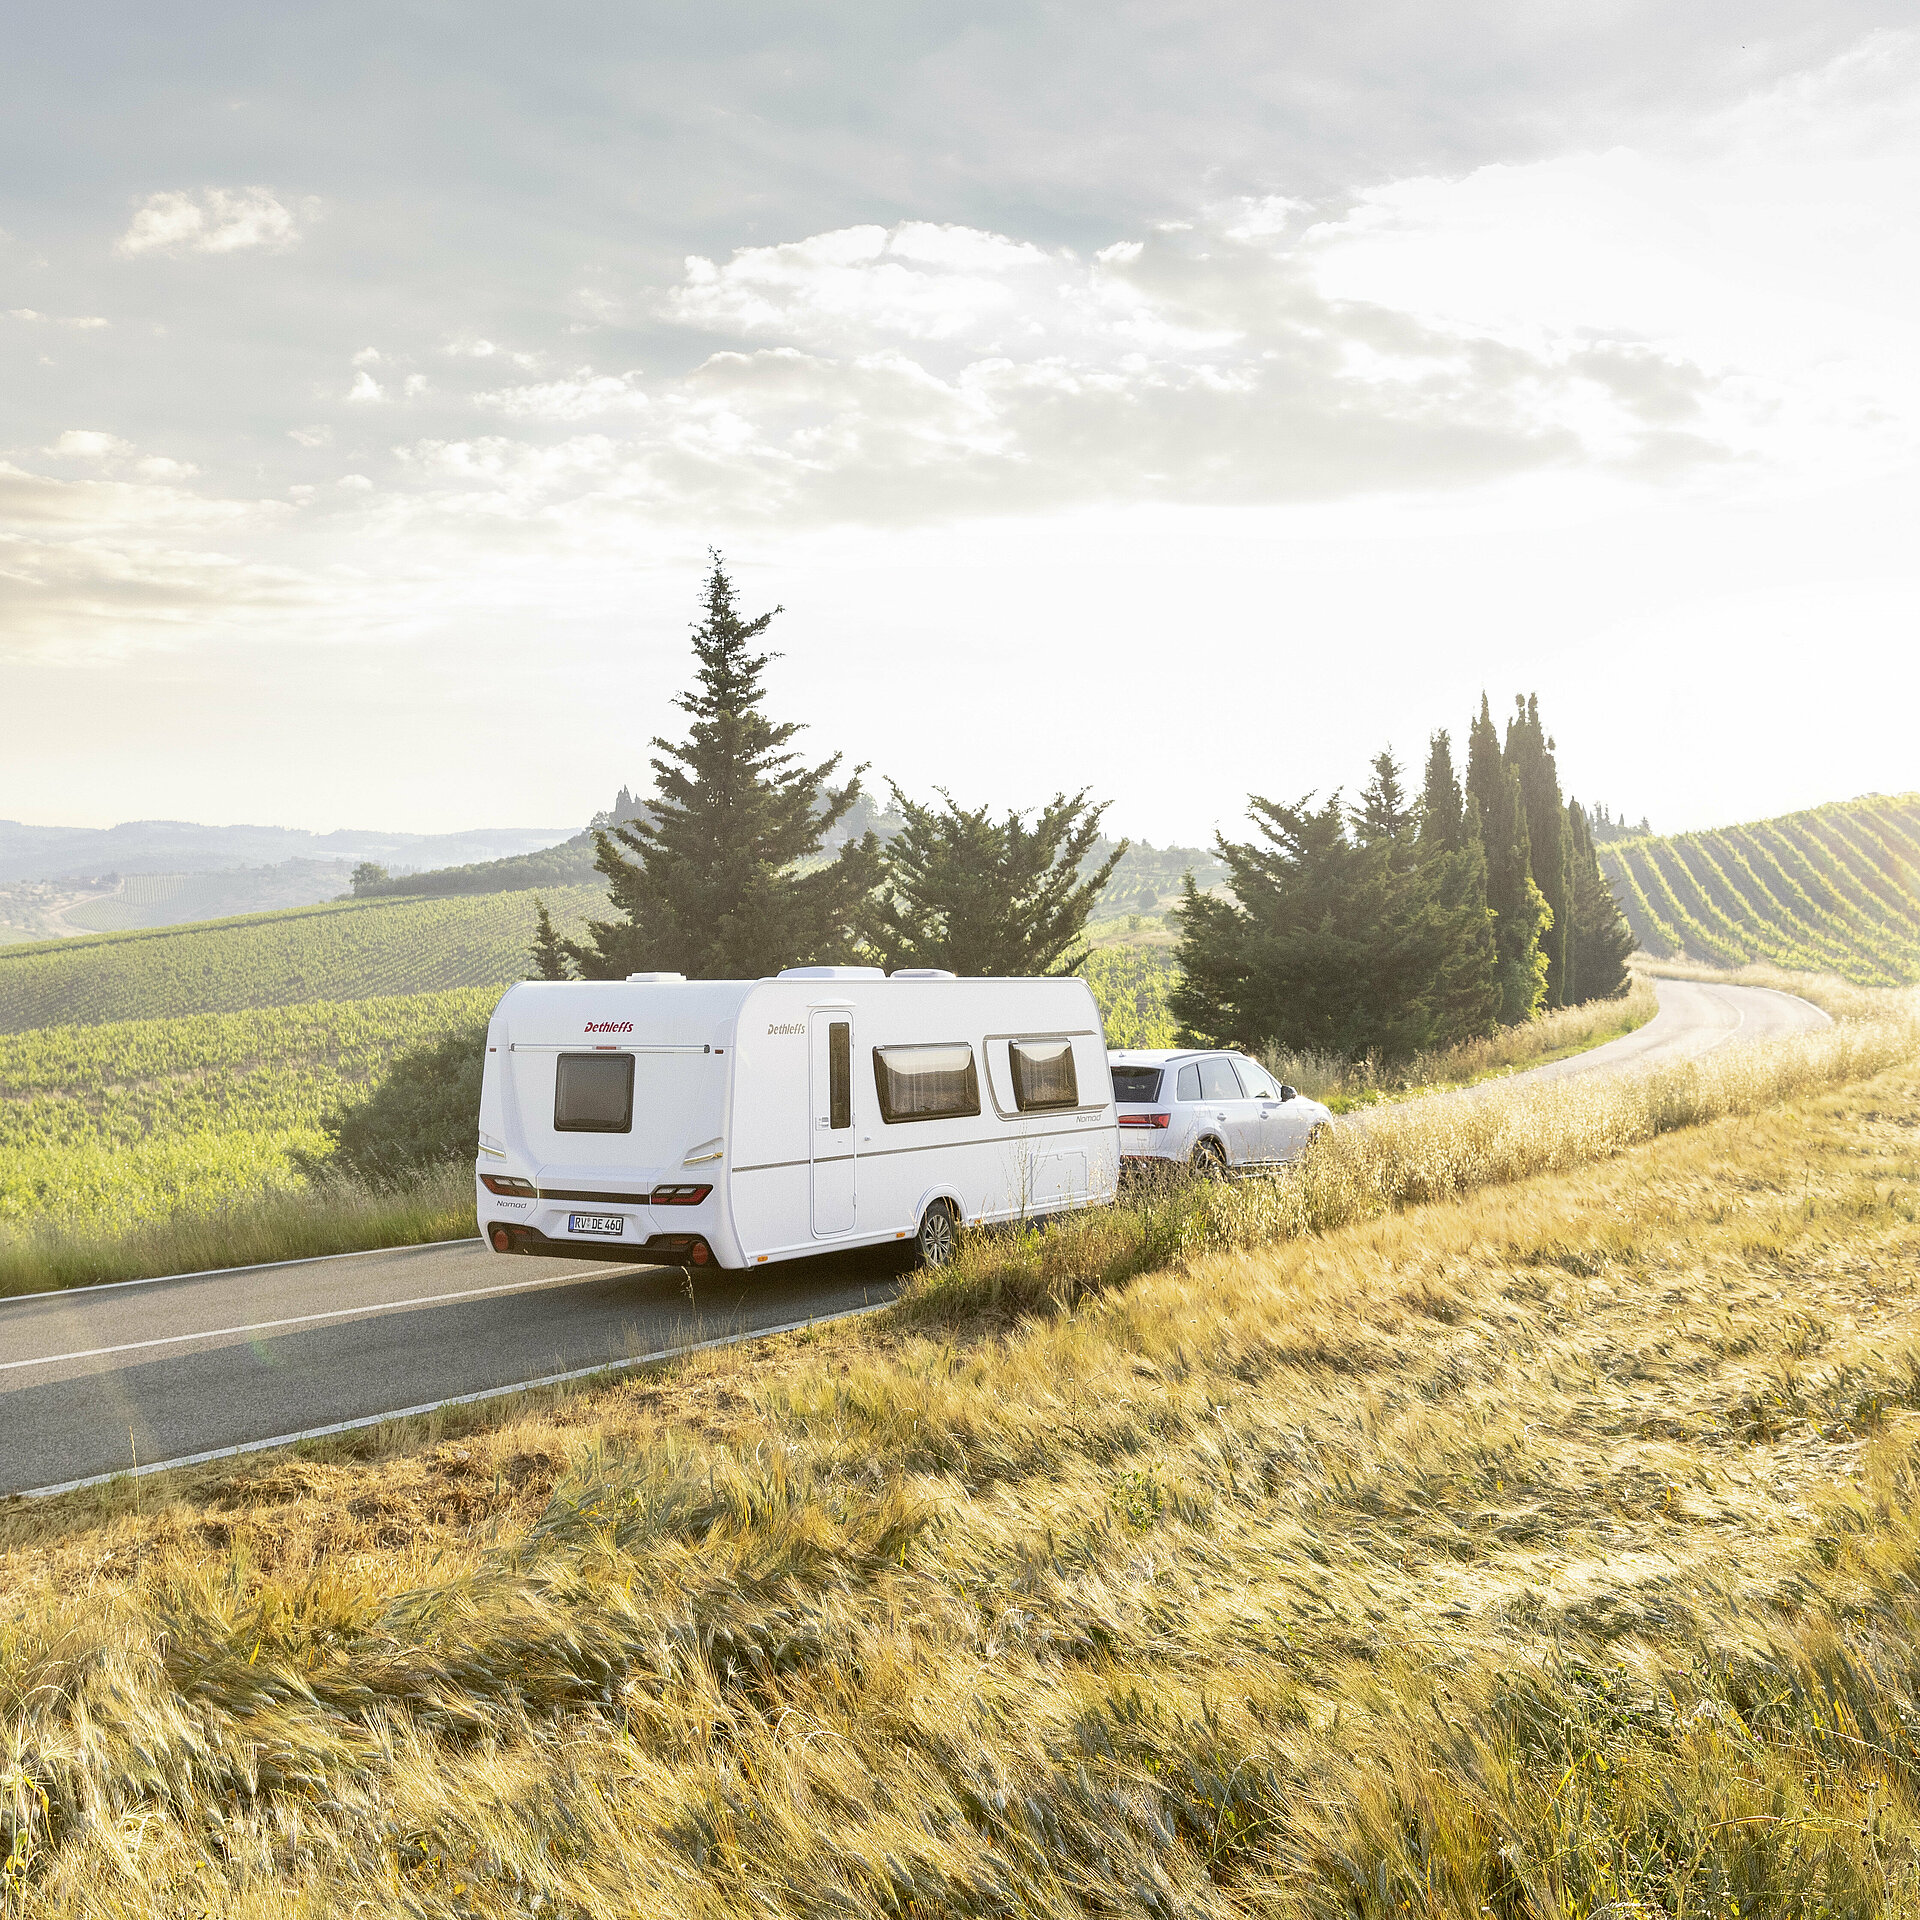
475, 967, 1119, 1271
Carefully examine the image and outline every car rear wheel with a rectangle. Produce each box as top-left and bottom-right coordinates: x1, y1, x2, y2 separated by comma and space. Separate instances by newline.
916, 1199, 959, 1268
1190, 1139, 1228, 1181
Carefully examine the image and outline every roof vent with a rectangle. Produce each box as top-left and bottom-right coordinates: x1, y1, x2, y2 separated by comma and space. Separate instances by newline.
889, 968, 957, 980
625, 972, 687, 983
775, 965, 885, 980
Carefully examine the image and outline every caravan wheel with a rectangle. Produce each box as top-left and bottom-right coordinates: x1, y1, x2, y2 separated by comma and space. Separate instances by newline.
916, 1200, 959, 1268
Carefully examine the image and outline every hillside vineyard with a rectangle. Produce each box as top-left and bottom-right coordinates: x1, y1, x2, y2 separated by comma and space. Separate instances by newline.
1599, 793, 1920, 986
0, 886, 603, 1033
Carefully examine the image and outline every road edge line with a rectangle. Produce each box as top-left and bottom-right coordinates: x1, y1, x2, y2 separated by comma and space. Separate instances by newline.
11, 1297, 892, 1501
0, 1236, 483, 1309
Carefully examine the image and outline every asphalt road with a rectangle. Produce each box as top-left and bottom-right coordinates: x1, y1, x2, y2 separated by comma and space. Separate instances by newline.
0, 975, 1831, 1496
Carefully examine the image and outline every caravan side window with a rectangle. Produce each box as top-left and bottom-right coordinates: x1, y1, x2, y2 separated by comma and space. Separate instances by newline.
873, 1043, 980, 1123
1008, 1037, 1078, 1112
554, 1052, 634, 1133
828, 1021, 851, 1130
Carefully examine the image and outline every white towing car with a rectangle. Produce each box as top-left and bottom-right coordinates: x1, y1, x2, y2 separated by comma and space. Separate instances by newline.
1108, 1048, 1333, 1175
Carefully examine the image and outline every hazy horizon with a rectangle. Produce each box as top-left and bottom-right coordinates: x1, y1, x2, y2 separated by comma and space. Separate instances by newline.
5, 5, 1916, 846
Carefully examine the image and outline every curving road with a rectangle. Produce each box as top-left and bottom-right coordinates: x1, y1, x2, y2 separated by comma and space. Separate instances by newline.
0, 975, 1830, 1497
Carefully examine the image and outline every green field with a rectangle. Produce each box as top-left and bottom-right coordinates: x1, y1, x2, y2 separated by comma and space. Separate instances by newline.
1599, 792, 1920, 985
0, 990, 494, 1240
0, 884, 602, 1033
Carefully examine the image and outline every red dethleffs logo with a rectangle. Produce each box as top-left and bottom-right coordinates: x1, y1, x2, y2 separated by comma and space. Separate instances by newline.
584, 1020, 633, 1035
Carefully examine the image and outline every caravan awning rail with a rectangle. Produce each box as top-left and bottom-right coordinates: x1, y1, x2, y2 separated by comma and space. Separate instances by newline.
508, 1042, 714, 1054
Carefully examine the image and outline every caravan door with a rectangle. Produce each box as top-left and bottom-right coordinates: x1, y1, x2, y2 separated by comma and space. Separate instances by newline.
809, 1011, 856, 1235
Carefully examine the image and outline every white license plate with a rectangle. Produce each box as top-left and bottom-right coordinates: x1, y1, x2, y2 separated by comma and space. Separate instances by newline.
569, 1212, 625, 1237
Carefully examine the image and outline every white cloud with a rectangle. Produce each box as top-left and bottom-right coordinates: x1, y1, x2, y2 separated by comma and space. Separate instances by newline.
46, 430, 133, 461
403, 374, 430, 397
668, 222, 1055, 344
288, 425, 333, 448
347, 370, 384, 402
116, 187, 302, 257
337, 474, 374, 491
473, 371, 648, 421
0, 458, 302, 661
352, 346, 382, 366
6, 308, 109, 327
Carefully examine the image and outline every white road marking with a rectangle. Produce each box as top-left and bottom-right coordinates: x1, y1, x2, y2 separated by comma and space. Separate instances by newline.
0, 1266, 648, 1374
0, 1235, 480, 1308
15, 1298, 893, 1500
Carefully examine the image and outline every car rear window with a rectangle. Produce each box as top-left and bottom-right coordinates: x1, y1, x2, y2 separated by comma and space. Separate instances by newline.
554, 1052, 634, 1132
1109, 1064, 1163, 1104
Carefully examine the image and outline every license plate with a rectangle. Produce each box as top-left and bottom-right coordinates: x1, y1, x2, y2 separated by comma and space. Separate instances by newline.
568, 1212, 625, 1237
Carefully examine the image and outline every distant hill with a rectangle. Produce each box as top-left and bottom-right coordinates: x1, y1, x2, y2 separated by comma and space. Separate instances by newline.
352, 819, 1228, 911
0, 818, 573, 885
0, 887, 603, 1033
1598, 793, 1920, 986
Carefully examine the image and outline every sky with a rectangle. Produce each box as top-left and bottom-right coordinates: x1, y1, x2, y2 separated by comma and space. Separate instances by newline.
3, 2, 1917, 849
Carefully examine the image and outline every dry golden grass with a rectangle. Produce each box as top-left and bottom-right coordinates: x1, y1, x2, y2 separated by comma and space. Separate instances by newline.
3, 987, 1919, 1915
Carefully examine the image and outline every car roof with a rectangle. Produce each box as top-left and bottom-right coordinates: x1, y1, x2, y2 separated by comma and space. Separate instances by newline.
1106, 1048, 1236, 1063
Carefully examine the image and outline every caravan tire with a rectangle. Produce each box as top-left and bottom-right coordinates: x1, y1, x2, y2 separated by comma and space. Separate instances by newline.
916, 1200, 959, 1269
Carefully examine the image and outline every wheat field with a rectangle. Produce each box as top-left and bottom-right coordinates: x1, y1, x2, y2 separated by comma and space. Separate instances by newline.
1, 976, 1916, 1915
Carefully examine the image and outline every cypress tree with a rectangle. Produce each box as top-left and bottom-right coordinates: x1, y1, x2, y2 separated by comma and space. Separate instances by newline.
564, 552, 880, 980
1417, 731, 1467, 852
529, 899, 571, 980
1351, 749, 1415, 855
1503, 694, 1572, 1007
1481, 762, 1553, 1023
1412, 730, 1501, 1039
1564, 800, 1636, 1000
1466, 694, 1550, 1024
861, 784, 1126, 976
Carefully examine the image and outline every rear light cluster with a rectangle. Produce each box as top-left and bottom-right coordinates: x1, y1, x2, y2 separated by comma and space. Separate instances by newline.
481, 1174, 536, 1196
649, 1184, 713, 1206
1117, 1112, 1172, 1129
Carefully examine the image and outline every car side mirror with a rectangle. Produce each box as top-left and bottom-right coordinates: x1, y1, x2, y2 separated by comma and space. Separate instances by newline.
1279, 1085, 1297, 1101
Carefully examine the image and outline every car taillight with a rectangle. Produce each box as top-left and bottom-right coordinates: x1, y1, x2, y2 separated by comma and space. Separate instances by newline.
1117, 1112, 1171, 1129
481, 1174, 537, 1196
649, 1184, 713, 1206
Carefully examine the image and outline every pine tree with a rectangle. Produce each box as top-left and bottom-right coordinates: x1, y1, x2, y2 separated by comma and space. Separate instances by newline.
1503, 693, 1571, 1007
1465, 694, 1550, 1024
862, 784, 1125, 975
1564, 800, 1635, 1000
1351, 749, 1415, 855
1417, 731, 1467, 853
1170, 785, 1499, 1061
563, 552, 880, 980
529, 899, 571, 980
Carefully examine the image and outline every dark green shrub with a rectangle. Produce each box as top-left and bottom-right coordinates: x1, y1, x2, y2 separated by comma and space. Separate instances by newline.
309, 1018, 486, 1185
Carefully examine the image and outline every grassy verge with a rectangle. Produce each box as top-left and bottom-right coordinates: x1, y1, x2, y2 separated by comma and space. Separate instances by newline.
2, 988, 1918, 1913
0, 1164, 474, 1299
1265, 973, 1659, 1111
